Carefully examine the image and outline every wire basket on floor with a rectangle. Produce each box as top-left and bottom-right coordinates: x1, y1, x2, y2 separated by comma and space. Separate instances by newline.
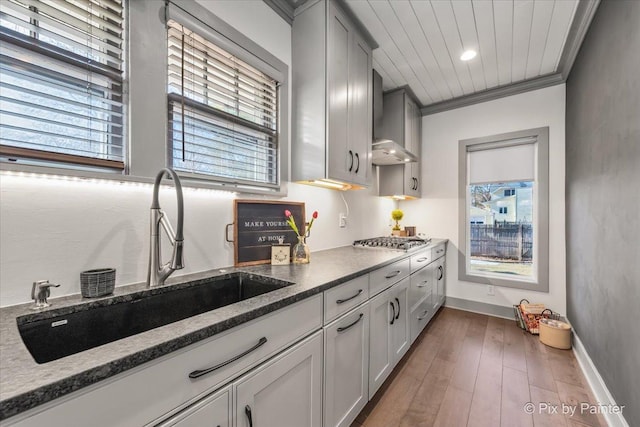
80, 268, 115, 298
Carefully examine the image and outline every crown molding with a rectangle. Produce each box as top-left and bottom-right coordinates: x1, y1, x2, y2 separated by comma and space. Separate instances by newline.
262, 0, 295, 25
420, 73, 565, 116
558, 0, 601, 80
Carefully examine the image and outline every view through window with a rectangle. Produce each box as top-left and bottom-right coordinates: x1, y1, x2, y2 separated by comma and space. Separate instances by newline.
468, 181, 534, 278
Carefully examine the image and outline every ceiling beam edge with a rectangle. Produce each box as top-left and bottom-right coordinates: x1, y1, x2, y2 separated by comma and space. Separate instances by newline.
558, 0, 601, 80
263, 0, 294, 25
420, 74, 565, 116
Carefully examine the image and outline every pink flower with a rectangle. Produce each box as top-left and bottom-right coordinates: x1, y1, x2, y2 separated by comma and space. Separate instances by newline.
285, 209, 292, 218
312, 211, 318, 219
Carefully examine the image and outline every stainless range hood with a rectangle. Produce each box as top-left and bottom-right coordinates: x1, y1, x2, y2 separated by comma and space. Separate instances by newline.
372, 139, 418, 165
372, 70, 417, 165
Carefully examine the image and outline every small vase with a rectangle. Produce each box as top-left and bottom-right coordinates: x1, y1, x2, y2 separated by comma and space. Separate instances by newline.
292, 236, 310, 264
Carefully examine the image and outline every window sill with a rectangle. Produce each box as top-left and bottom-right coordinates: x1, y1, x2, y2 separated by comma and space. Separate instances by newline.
458, 267, 549, 292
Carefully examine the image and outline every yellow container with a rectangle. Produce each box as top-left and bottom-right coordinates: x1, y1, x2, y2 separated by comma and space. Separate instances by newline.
539, 318, 572, 349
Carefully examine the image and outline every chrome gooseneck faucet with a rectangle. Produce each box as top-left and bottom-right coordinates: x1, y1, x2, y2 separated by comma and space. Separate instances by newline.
148, 168, 184, 287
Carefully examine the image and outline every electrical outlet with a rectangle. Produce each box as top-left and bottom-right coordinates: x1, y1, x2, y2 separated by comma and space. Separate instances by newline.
339, 213, 347, 228
487, 285, 495, 296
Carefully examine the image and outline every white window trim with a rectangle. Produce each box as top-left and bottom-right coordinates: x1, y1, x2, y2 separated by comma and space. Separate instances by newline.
458, 127, 549, 292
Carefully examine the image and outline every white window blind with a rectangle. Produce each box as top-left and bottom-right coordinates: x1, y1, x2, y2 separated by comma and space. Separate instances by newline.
468, 137, 537, 185
167, 19, 279, 188
0, 0, 125, 170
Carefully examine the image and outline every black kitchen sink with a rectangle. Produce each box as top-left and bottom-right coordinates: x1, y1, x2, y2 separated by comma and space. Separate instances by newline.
17, 273, 293, 364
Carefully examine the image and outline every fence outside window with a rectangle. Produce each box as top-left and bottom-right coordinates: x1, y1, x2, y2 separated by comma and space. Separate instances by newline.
470, 223, 533, 261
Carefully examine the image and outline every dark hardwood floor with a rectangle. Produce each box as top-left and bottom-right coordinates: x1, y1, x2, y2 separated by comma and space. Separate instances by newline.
353, 307, 606, 427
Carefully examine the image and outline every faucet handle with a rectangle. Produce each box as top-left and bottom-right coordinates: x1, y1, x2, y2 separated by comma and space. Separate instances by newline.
31, 280, 60, 309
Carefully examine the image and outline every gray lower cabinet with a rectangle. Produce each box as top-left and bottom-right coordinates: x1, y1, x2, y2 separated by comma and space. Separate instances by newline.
368, 276, 410, 399
4, 247, 447, 427
323, 303, 369, 427
234, 331, 323, 427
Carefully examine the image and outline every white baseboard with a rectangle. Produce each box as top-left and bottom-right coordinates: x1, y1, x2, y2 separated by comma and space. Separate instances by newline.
571, 329, 630, 427
445, 296, 514, 319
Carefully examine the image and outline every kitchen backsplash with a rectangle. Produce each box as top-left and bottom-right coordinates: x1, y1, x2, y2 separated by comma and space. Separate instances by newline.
0, 176, 395, 307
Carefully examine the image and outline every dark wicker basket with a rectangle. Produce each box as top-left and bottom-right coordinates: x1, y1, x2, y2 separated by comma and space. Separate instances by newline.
80, 268, 115, 298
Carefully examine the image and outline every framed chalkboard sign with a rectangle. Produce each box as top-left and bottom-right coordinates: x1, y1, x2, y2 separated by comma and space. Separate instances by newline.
232, 200, 305, 266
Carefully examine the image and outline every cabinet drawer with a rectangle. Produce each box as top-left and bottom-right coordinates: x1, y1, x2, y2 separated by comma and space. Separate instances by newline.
410, 250, 432, 273
324, 274, 369, 324
410, 298, 432, 344
409, 266, 431, 312
369, 258, 410, 297
432, 244, 446, 260
7, 295, 323, 427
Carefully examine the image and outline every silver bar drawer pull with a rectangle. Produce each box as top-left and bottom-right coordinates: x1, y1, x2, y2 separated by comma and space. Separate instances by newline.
337, 313, 364, 333
385, 270, 401, 279
417, 280, 428, 288
189, 337, 268, 379
336, 289, 363, 304
416, 257, 428, 263
417, 310, 429, 320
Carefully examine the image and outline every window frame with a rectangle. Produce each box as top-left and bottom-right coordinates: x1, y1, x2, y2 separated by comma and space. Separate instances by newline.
458, 127, 549, 292
161, 1, 288, 194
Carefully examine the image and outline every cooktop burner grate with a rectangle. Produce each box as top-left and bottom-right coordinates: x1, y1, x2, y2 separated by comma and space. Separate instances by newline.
353, 236, 431, 251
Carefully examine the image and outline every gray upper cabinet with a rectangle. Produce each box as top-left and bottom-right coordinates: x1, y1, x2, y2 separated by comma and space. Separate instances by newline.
292, 0, 372, 188
378, 89, 422, 198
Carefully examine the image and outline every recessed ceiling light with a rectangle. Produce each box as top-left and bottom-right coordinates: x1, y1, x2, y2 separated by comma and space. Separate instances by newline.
404, 158, 411, 162
460, 50, 477, 61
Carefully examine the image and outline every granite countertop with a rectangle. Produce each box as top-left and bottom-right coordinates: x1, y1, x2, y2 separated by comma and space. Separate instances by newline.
0, 240, 447, 420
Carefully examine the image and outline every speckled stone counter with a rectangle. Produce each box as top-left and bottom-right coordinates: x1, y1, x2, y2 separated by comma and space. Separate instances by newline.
0, 240, 447, 421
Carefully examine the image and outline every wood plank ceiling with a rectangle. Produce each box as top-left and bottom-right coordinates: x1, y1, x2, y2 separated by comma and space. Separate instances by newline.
344, 0, 579, 109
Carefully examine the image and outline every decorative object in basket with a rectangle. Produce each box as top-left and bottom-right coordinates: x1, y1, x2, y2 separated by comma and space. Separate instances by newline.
80, 268, 115, 298
513, 299, 559, 334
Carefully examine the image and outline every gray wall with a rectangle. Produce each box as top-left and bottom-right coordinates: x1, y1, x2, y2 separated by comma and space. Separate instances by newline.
566, 0, 640, 425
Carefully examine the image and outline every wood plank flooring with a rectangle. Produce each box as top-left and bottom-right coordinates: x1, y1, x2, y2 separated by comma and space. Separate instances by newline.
353, 308, 607, 427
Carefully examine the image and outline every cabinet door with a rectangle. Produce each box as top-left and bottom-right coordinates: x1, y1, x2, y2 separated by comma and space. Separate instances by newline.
403, 99, 421, 198
403, 162, 420, 198
368, 288, 393, 399
435, 258, 446, 308
404, 96, 414, 154
390, 277, 410, 362
234, 331, 323, 427
327, 3, 351, 183
348, 30, 372, 186
324, 304, 369, 427
157, 387, 230, 427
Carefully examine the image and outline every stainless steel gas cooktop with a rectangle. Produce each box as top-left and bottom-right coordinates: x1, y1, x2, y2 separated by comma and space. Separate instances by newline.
353, 236, 431, 252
